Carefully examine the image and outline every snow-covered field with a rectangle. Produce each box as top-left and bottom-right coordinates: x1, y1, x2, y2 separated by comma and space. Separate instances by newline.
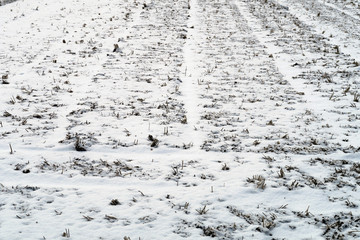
1, 0, 359, 239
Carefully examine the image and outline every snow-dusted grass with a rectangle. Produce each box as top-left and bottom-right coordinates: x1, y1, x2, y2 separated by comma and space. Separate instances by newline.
1, 0, 359, 239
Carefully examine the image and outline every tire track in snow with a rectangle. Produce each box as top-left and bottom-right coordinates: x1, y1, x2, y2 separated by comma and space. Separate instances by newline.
180, 0, 204, 150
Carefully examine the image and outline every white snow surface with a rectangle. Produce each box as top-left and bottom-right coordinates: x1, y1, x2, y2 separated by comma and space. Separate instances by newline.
1, 0, 360, 239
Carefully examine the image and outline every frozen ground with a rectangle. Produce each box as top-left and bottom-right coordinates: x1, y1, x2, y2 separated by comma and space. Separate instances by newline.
0, 0, 360, 239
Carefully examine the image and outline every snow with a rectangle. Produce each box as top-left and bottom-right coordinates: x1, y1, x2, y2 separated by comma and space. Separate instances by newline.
1, 0, 360, 239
